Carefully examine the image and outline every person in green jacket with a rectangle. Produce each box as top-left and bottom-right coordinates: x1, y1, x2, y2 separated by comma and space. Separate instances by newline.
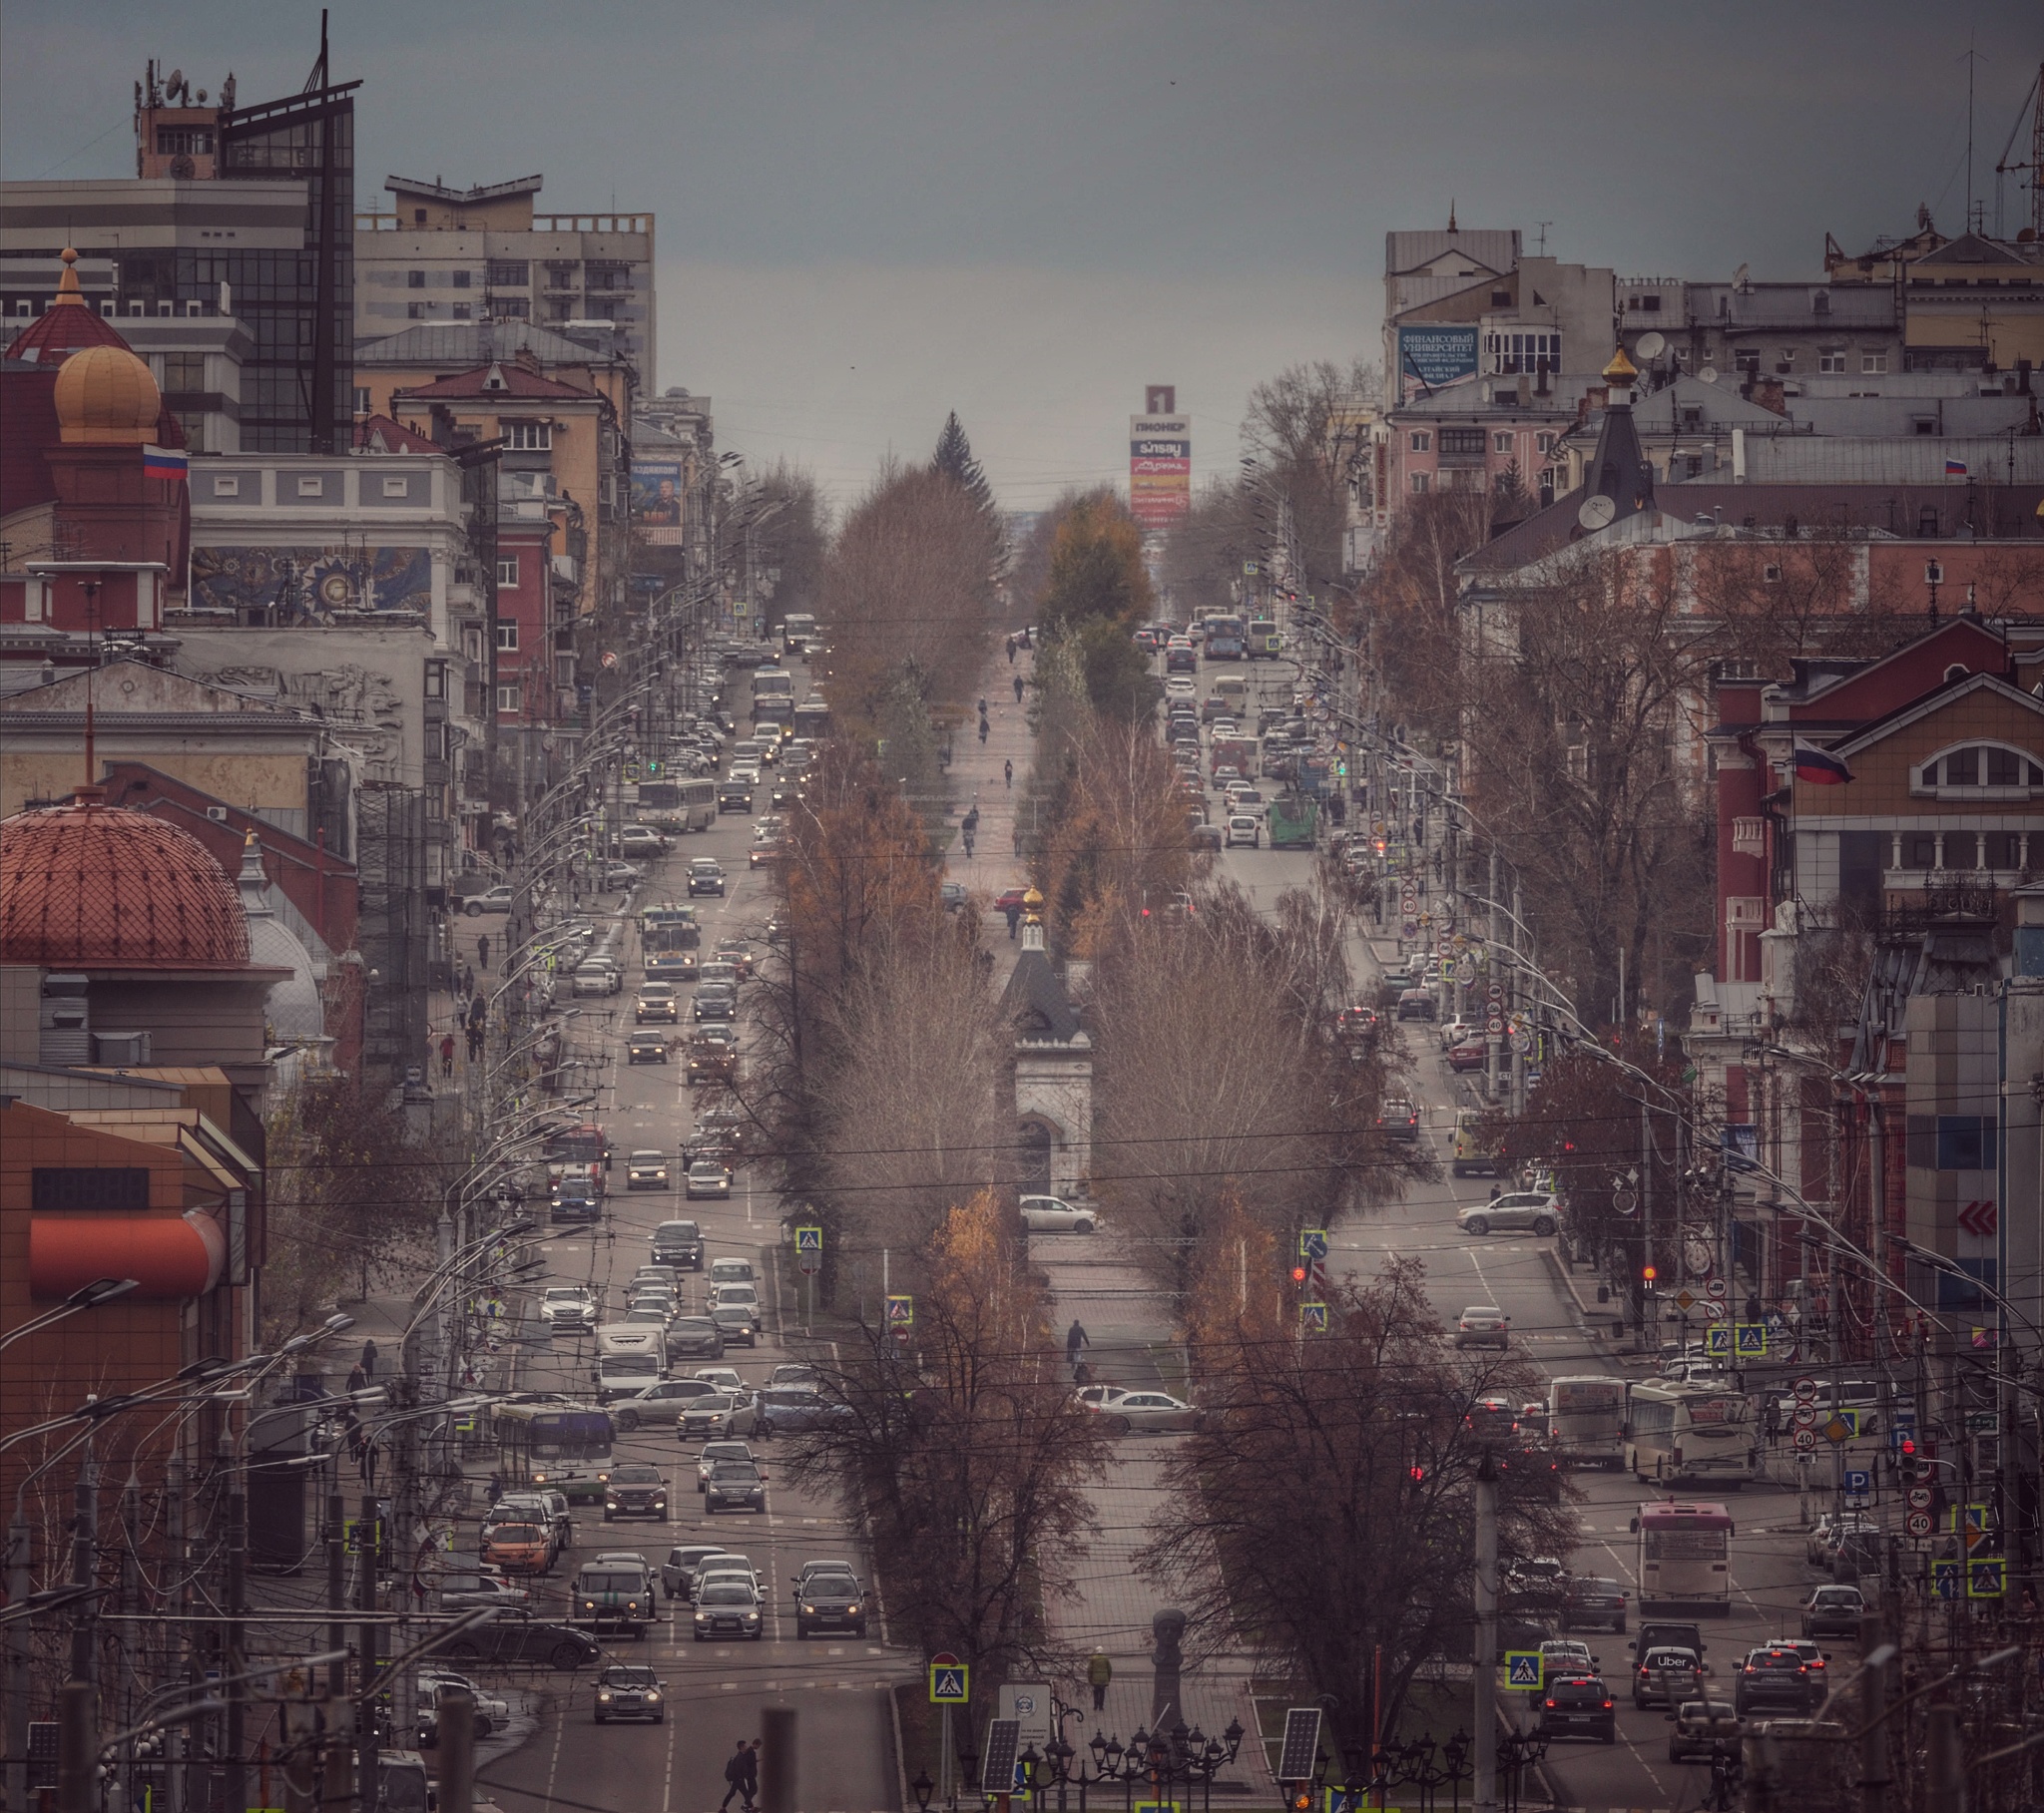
1087, 1649, 1112, 1711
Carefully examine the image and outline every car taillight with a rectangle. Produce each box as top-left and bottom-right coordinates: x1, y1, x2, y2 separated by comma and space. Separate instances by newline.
1543, 1700, 1556, 1709
1602, 1700, 1613, 1710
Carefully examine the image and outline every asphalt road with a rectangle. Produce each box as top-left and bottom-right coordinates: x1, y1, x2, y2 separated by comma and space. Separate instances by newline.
472, 651, 906, 1813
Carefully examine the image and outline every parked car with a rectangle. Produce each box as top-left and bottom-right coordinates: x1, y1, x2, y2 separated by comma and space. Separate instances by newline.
1454, 1306, 1511, 1350
1456, 1192, 1562, 1238
1447, 1038, 1490, 1074
463, 885, 514, 918
592, 1663, 666, 1724
1019, 1194, 1103, 1233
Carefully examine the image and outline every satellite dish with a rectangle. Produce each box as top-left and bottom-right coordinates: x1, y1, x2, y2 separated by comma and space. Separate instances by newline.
168, 68, 183, 90
1700, 366, 1720, 385
1577, 494, 1617, 532
1637, 331, 1667, 361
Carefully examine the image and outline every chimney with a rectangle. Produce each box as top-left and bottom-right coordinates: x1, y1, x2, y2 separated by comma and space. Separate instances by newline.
1751, 379, 1787, 416
2020, 359, 2034, 397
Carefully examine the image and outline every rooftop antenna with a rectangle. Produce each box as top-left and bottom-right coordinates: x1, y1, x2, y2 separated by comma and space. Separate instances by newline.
305, 8, 329, 94
1534, 221, 1552, 254
1991, 62, 2044, 240
1961, 40, 1980, 233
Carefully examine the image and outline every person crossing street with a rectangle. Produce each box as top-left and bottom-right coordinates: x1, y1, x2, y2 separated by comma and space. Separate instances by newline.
1087, 1649, 1113, 1711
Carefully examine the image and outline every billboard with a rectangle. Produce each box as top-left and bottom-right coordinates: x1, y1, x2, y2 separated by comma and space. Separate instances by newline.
1397, 326, 1479, 399
1130, 407, 1190, 530
632, 459, 685, 545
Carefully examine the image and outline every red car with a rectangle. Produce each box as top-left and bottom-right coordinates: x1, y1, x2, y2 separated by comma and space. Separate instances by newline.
994, 887, 1030, 915
1447, 1037, 1489, 1073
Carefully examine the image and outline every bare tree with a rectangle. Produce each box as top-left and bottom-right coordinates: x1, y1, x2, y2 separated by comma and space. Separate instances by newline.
1142, 1256, 1578, 1770
1241, 357, 1379, 604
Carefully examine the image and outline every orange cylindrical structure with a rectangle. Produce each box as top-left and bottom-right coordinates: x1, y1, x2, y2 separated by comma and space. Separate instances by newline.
29, 1211, 226, 1298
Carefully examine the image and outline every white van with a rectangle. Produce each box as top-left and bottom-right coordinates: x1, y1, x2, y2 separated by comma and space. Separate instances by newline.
595, 1322, 667, 1368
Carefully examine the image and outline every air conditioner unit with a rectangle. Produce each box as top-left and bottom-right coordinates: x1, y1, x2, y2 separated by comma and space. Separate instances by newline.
207, 805, 230, 822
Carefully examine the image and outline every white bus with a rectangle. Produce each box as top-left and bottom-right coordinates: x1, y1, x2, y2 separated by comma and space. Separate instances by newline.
1624, 1380, 1757, 1488
781, 613, 817, 655
1631, 1500, 1736, 1613
636, 777, 717, 833
1549, 1376, 1627, 1470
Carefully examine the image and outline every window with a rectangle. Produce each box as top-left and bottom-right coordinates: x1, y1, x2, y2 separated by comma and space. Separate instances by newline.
452, 269, 471, 289
1409, 472, 1431, 495
1437, 427, 1486, 457
546, 261, 578, 289
1862, 351, 1889, 374
1492, 431, 1514, 454
1818, 351, 1846, 373
505, 421, 552, 451
161, 353, 206, 391
156, 126, 215, 156
353, 385, 372, 415
1535, 432, 1555, 454
453, 302, 472, 320
1984, 830, 2026, 869
1920, 743, 2044, 792
1900, 832, 1939, 870
495, 619, 519, 651
497, 556, 521, 588
1764, 564, 1782, 583
1735, 349, 1761, 374
1408, 431, 1432, 452
407, 269, 426, 289
1937, 1117, 1995, 1170
496, 681, 523, 713
1482, 328, 1562, 374
381, 475, 410, 498
407, 301, 426, 319
495, 297, 530, 319
425, 660, 447, 700
488, 260, 529, 287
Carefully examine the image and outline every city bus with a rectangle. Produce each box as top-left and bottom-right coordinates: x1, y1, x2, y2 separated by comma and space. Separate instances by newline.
1548, 1376, 1627, 1470
494, 1402, 615, 1505
1202, 615, 1246, 661
1246, 617, 1280, 659
1631, 1500, 1736, 1614
635, 777, 717, 833
1624, 1380, 1757, 1488
641, 904, 701, 952
780, 613, 817, 656
792, 698, 830, 741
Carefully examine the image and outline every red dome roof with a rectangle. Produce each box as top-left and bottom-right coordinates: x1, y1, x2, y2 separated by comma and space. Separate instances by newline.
1, 798, 251, 970
5, 249, 135, 367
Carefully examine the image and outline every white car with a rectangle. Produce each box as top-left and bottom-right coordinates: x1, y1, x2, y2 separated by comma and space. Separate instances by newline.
540, 1286, 597, 1331
1165, 676, 1196, 697
1019, 1194, 1103, 1233
1437, 1018, 1479, 1051
463, 885, 514, 918
710, 1283, 762, 1328
694, 1367, 744, 1394
1229, 788, 1266, 814
1225, 815, 1261, 849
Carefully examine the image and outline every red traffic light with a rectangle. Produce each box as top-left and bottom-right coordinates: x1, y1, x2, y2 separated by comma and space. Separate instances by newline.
1290, 1266, 1307, 1284
1409, 1465, 1426, 1483
1643, 1264, 1658, 1282
1900, 1436, 1917, 1457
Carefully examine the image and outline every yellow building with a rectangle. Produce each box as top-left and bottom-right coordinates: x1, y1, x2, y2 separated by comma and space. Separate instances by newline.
1826, 222, 2044, 374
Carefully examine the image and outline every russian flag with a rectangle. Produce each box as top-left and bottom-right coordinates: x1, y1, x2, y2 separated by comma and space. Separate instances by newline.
1945, 457, 1969, 477
143, 445, 189, 482
1793, 739, 1853, 785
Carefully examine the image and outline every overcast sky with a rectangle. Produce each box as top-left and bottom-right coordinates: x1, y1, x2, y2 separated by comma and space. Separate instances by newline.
5, 0, 2039, 510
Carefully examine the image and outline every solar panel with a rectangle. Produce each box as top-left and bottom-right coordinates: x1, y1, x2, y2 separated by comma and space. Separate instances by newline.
981, 1718, 1021, 1794
1277, 1707, 1322, 1784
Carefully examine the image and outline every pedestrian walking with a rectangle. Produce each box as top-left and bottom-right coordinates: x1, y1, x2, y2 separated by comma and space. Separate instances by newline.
359, 1339, 378, 1379
719, 1741, 751, 1811
962, 826, 975, 859
1087, 1648, 1113, 1711
977, 695, 988, 718
460, 963, 475, 998
741, 1739, 760, 1811
466, 1025, 483, 1064
1005, 902, 1021, 940
1004, 758, 1013, 789
345, 1362, 367, 1397
977, 716, 989, 744
1005, 635, 1017, 665
439, 1033, 455, 1078
1013, 674, 1024, 703
477, 934, 489, 972
1065, 1319, 1089, 1371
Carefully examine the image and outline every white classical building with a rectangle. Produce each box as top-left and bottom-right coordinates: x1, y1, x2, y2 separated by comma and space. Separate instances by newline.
1000, 891, 1094, 1200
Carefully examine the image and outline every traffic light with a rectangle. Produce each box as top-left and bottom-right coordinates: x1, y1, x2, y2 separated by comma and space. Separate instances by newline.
646, 755, 662, 776
1409, 1464, 1427, 1484
1642, 1264, 1658, 1286
1290, 1264, 1308, 1288
1897, 1437, 1923, 1482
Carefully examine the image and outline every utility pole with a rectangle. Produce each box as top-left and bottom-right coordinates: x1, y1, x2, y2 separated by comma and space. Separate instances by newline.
5, 1509, 30, 1813
1473, 1453, 1499, 1813
57, 1679, 95, 1813
358, 1489, 381, 1812
762, 1705, 797, 1813
69, 1447, 98, 1683
436, 1689, 476, 1813
225, 1443, 249, 1813
1642, 1098, 1655, 1356
1923, 1700, 1965, 1813
1857, 1620, 1892, 1813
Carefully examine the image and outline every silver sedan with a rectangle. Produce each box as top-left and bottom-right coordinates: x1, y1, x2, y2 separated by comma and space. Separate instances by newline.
1095, 1391, 1202, 1435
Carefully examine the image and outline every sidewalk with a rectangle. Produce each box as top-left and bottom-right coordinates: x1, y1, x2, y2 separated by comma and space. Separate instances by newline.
942, 646, 1036, 912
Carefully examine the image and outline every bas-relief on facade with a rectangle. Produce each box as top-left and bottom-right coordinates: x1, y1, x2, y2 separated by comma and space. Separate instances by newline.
190, 544, 434, 618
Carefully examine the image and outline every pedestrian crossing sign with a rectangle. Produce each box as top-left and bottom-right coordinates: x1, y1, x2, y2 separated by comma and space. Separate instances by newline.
1969, 1556, 2006, 1598
1705, 1325, 1731, 1357
795, 1225, 822, 1253
886, 1294, 914, 1328
1299, 1302, 1328, 1335
929, 1662, 970, 1703
1504, 1651, 1543, 1690
1932, 1560, 1964, 1600
1735, 1323, 1768, 1358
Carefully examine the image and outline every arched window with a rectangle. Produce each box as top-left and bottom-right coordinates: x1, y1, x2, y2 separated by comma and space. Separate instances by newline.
1913, 742, 2044, 797
1017, 1119, 1056, 1192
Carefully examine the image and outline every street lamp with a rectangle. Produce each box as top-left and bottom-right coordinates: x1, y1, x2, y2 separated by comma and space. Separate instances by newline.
0, 1276, 139, 1352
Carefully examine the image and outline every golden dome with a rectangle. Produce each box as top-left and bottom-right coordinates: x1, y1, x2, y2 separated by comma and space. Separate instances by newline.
55, 342, 163, 445
1602, 345, 1639, 386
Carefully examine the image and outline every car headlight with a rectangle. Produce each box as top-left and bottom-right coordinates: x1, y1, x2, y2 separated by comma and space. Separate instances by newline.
584, 1600, 597, 1611
645, 1690, 661, 1703
802, 1604, 816, 1615
693, 1611, 709, 1624
605, 1500, 620, 1510
598, 1691, 613, 1702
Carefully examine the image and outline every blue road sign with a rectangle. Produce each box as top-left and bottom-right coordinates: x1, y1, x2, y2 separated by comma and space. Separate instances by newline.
794, 1225, 822, 1253
885, 1294, 914, 1328
1970, 1557, 2006, 1598
929, 1663, 970, 1703
1299, 1228, 1329, 1261
1504, 1652, 1544, 1690
1735, 1323, 1768, 1358
1705, 1325, 1732, 1357
1932, 1561, 1964, 1601
1299, 1302, 1329, 1335
1844, 1469, 1871, 1494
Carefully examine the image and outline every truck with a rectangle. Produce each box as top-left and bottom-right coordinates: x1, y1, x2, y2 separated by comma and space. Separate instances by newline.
1267, 793, 1318, 850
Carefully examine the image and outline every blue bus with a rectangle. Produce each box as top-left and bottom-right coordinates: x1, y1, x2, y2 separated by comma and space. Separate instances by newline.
1202, 615, 1246, 660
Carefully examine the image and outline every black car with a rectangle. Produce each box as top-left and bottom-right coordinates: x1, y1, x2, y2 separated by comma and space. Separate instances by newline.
1537, 1675, 1616, 1744
550, 1192, 600, 1226
604, 1463, 670, 1523
705, 1461, 767, 1514
1734, 1646, 1820, 1717
652, 1218, 704, 1270
795, 1573, 867, 1637
440, 1613, 601, 1671
717, 784, 754, 815
668, 1316, 727, 1360
1560, 1577, 1628, 1634
711, 1302, 758, 1348
593, 1663, 665, 1725
694, 985, 738, 1023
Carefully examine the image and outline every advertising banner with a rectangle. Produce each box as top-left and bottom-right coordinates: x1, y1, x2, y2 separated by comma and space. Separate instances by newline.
1396, 326, 1479, 398
632, 459, 685, 545
1130, 409, 1191, 528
